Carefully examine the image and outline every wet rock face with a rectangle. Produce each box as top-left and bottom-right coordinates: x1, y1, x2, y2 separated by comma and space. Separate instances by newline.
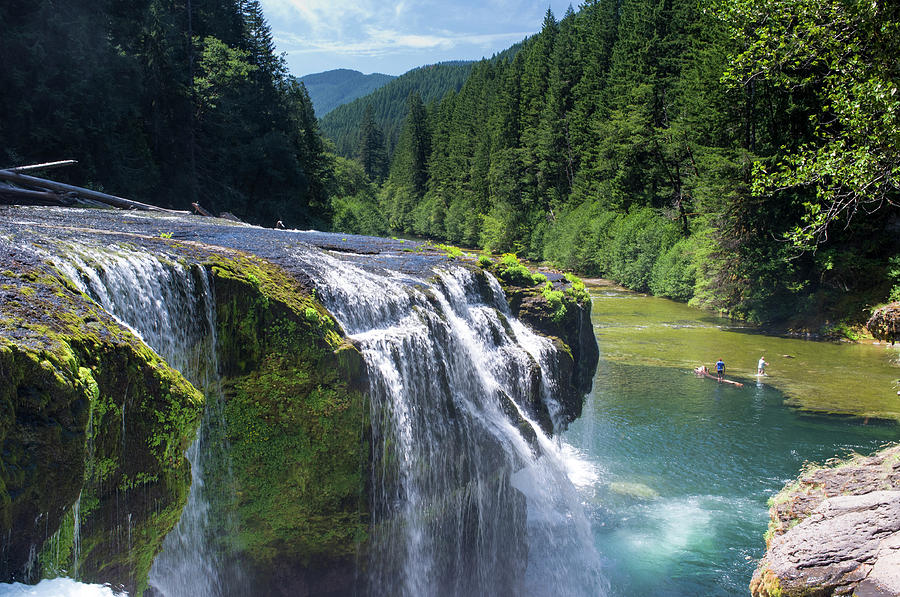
501, 284, 599, 431
0, 250, 203, 593
751, 445, 900, 597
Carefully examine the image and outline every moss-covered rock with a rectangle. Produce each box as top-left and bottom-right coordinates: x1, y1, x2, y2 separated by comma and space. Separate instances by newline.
480, 258, 599, 432
0, 254, 203, 594
206, 253, 369, 594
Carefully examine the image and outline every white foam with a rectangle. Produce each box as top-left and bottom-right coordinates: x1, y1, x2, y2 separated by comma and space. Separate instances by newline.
0, 578, 126, 596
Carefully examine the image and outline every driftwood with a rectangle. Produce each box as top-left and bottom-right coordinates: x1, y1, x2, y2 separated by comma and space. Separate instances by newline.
694, 365, 744, 387
0, 169, 188, 214
7, 160, 78, 173
0, 185, 75, 206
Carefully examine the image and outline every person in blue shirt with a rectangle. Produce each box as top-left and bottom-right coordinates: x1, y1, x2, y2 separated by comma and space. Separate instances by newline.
715, 358, 725, 381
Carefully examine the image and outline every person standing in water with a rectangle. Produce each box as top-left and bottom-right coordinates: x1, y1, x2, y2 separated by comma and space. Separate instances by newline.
715, 358, 725, 381
758, 356, 768, 376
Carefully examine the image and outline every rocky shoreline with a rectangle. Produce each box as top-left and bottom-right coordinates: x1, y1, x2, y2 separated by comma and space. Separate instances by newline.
751, 445, 900, 597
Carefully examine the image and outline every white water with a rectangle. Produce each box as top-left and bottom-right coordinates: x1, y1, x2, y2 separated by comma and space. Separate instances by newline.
302, 252, 605, 596
12, 238, 603, 596
0, 578, 125, 596
47, 244, 243, 596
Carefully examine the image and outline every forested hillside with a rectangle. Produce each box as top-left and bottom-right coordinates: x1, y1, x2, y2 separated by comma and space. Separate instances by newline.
319, 61, 474, 158
2, 0, 897, 328
334, 0, 900, 328
299, 69, 395, 116
0, 0, 331, 228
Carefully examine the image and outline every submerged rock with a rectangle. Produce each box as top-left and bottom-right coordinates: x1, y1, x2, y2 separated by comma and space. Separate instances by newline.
751, 445, 900, 597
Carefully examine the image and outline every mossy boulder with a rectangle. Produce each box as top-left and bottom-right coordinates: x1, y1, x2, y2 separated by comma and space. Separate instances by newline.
206, 253, 369, 595
0, 256, 203, 594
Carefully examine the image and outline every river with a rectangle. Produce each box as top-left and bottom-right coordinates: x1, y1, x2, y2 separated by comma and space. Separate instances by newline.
563, 281, 900, 596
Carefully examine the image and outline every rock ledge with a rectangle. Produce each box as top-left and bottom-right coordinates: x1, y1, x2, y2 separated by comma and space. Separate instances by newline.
751, 445, 900, 597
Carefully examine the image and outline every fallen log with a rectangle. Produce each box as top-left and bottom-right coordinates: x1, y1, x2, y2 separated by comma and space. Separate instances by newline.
0, 169, 188, 214
7, 160, 78, 173
694, 365, 744, 387
0, 186, 75, 206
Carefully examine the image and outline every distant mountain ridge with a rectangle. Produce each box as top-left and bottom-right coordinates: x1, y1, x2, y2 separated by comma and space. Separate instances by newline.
299, 69, 395, 117
319, 61, 475, 159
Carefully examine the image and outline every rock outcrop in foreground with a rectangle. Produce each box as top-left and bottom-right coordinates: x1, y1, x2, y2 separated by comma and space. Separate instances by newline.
751, 445, 900, 597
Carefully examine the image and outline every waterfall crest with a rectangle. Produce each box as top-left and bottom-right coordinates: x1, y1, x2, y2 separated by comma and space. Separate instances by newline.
33, 232, 602, 596
303, 252, 605, 596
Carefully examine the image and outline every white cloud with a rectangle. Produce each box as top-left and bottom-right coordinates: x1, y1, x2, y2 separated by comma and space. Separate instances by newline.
261, 0, 570, 74
275, 27, 528, 57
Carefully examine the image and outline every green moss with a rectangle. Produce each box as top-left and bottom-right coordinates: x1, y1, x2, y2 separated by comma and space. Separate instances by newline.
541, 282, 567, 322
1, 261, 203, 594
205, 253, 369, 572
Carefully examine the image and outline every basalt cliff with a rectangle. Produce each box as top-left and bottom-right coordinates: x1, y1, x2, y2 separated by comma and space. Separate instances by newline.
0, 206, 598, 596
751, 445, 900, 597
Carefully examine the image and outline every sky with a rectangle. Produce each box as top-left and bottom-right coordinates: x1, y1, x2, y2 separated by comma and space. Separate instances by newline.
258, 0, 578, 77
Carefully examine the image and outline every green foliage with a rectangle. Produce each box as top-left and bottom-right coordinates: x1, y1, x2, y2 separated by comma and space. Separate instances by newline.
357, 103, 389, 182
328, 155, 388, 236
0, 0, 333, 229
717, 0, 900, 247
477, 254, 493, 268
563, 273, 590, 303
890, 256, 900, 302
541, 281, 567, 322
649, 236, 699, 301
495, 253, 545, 286
319, 61, 474, 158
345, 0, 900, 325
426, 242, 464, 259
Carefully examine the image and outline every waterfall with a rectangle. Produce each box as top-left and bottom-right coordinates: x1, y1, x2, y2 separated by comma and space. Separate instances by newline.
301, 251, 605, 596
50, 244, 245, 596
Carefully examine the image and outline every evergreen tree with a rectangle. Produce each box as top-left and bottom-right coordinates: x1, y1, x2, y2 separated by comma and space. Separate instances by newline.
358, 104, 388, 182
381, 92, 432, 231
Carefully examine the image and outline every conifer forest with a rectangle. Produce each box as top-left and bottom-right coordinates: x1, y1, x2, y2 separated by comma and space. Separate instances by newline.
2, 0, 899, 329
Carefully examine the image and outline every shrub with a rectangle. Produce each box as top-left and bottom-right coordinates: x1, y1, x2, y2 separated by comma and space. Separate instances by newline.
541, 281, 567, 322
331, 192, 389, 236
563, 273, 590, 303
650, 236, 699, 302
607, 208, 680, 292
496, 253, 544, 286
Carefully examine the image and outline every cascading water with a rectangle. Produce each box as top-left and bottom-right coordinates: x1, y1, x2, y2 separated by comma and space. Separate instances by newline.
49, 243, 246, 597
301, 251, 605, 596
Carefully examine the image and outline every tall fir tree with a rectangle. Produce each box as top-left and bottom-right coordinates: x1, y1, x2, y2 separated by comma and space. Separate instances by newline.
358, 103, 388, 182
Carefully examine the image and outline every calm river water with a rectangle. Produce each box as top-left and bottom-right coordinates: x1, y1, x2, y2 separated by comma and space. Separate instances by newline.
563, 282, 900, 597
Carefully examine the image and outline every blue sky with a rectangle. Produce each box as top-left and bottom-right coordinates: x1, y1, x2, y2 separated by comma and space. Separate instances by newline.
259, 0, 577, 77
